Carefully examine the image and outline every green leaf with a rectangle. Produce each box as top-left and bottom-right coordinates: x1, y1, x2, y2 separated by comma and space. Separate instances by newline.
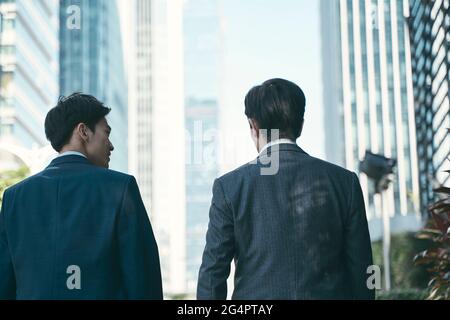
434, 186, 450, 195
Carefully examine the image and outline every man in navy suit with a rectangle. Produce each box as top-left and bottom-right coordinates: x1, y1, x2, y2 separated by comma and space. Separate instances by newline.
197, 78, 374, 300
0, 93, 163, 299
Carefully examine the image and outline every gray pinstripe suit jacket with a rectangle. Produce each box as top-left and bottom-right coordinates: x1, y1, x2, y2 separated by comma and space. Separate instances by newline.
197, 143, 374, 300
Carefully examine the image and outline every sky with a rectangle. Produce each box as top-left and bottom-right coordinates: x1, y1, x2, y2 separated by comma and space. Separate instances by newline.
220, 0, 325, 169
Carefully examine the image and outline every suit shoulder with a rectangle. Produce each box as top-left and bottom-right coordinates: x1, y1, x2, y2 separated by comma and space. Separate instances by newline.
6, 168, 134, 195
90, 167, 137, 186
309, 156, 353, 173
3, 172, 41, 195
305, 155, 356, 180
98, 168, 133, 180
218, 162, 252, 181
216, 162, 253, 186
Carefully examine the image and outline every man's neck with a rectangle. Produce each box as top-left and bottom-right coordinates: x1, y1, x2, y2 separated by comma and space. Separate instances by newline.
59, 146, 87, 158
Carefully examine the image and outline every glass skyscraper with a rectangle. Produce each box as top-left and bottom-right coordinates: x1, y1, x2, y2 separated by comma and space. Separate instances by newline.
128, 0, 153, 217
59, 0, 128, 172
0, 0, 59, 170
185, 98, 218, 294
184, 0, 221, 295
408, 0, 450, 216
150, 0, 186, 296
134, 0, 222, 297
321, 0, 421, 239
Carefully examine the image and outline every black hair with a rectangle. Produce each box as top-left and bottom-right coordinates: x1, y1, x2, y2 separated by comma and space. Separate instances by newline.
44, 93, 111, 152
244, 78, 306, 141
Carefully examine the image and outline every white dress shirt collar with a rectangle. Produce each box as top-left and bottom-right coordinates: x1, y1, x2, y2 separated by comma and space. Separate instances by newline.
57, 151, 87, 159
259, 138, 296, 155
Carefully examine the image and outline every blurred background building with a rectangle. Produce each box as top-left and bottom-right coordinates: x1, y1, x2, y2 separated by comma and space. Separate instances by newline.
149, 0, 186, 297
128, 0, 153, 219
408, 0, 450, 216
0, 0, 59, 172
59, 0, 128, 172
125, 0, 223, 297
184, 0, 222, 294
320, 0, 422, 239
125, 0, 187, 298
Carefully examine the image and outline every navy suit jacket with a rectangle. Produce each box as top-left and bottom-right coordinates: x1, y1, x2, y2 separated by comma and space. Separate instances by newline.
0, 155, 163, 300
197, 144, 374, 300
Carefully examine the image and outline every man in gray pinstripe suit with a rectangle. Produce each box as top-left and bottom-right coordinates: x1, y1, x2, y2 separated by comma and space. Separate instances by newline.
197, 78, 374, 300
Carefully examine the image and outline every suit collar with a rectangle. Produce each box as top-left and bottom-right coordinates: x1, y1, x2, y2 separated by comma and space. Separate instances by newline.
259, 139, 296, 155
258, 143, 308, 158
46, 155, 92, 168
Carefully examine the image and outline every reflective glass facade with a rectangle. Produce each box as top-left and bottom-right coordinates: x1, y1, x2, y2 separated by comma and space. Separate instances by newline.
184, 0, 221, 295
321, 0, 421, 238
0, 0, 59, 149
59, 0, 128, 172
409, 0, 450, 216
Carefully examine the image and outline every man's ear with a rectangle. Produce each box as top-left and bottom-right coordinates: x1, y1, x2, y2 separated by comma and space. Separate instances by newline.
75, 123, 90, 143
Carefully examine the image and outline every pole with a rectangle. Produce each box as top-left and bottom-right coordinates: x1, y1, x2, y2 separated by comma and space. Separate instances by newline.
381, 189, 391, 291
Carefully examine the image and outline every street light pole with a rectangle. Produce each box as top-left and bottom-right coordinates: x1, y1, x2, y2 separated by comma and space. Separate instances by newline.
360, 151, 396, 291
380, 188, 391, 291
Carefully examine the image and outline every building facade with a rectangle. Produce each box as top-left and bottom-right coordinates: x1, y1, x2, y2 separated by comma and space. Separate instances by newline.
183, 0, 221, 295
127, 0, 153, 218
0, 0, 59, 150
320, 0, 422, 239
408, 0, 450, 216
150, 0, 186, 296
0, 0, 59, 171
59, 0, 128, 172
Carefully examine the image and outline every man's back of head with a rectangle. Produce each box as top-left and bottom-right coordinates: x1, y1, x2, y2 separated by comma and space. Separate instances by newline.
244, 78, 306, 151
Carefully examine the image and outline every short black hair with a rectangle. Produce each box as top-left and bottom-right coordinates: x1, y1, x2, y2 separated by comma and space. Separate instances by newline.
45, 93, 111, 152
244, 78, 306, 141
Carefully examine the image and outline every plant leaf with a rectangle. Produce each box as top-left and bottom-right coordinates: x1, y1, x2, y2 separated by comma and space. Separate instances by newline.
434, 186, 450, 195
